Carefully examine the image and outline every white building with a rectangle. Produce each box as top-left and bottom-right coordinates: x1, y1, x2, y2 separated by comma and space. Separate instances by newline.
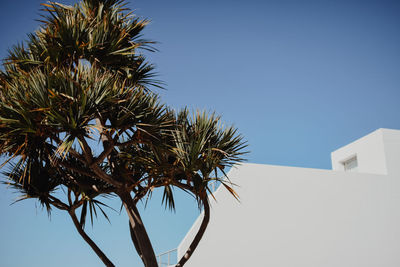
177, 128, 400, 267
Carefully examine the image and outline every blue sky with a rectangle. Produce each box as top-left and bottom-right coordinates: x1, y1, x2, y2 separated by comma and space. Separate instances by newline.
0, 0, 399, 266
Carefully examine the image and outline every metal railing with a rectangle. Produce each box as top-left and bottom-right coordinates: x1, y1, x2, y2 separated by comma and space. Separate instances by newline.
157, 248, 177, 267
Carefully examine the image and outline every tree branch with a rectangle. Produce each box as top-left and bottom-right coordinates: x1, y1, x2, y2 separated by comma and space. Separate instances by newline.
77, 135, 95, 163
58, 160, 98, 179
93, 118, 116, 165
46, 188, 115, 266
119, 191, 158, 267
92, 141, 115, 165
77, 136, 122, 188
176, 197, 210, 267
69, 208, 116, 267
47, 195, 69, 211
129, 221, 144, 262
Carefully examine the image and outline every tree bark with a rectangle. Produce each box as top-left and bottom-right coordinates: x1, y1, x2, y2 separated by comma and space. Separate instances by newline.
119, 192, 158, 267
129, 221, 145, 262
69, 209, 115, 267
176, 197, 210, 267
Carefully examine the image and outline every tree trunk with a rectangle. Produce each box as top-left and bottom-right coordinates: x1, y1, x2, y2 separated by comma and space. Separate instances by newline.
119, 192, 158, 267
129, 221, 145, 262
176, 197, 210, 267
69, 210, 115, 267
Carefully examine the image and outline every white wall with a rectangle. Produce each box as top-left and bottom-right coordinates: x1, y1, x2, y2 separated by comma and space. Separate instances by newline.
331, 128, 400, 175
381, 129, 400, 175
178, 164, 400, 267
178, 129, 400, 267
331, 129, 387, 174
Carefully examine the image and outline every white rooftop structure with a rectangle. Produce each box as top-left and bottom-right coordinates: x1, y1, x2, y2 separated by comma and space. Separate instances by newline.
177, 128, 400, 267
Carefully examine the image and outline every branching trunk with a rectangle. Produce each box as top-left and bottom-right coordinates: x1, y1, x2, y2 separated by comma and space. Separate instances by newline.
119, 192, 158, 267
176, 197, 210, 267
69, 209, 115, 267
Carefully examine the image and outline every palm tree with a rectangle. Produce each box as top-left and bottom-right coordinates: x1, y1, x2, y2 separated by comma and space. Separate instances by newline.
0, 0, 247, 266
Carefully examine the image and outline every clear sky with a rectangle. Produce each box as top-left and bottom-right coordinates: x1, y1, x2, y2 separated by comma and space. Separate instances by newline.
0, 0, 399, 266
